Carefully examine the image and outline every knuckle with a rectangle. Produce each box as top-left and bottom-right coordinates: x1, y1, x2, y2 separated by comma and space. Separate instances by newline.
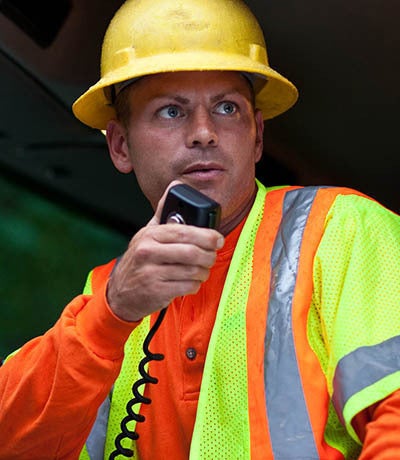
173, 225, 190, 241
182, 244, 198, 260
134, 242, 153, 261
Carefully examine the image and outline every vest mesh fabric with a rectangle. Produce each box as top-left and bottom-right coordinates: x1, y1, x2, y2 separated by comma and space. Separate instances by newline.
308, 193, 400, 455
79, 186, 400, 459
104, 317, 150, 458
189, 182, 267, 459
80, 263, 151, 459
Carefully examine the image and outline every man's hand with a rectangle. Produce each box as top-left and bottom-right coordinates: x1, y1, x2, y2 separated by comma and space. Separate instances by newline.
106, 183, 224, 322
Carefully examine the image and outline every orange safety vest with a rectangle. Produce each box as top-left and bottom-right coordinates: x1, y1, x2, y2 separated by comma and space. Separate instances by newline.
82, 183, 400, 459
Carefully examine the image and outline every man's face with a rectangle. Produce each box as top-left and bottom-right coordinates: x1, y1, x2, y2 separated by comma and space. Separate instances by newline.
107, 71, 264, 232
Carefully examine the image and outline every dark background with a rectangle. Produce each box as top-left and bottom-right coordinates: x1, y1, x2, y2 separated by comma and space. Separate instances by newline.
0, 0, 399, 355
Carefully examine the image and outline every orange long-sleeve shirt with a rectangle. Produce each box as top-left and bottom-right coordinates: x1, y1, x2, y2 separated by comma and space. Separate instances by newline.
0, 222, 241, 460
1, 219, 400, 459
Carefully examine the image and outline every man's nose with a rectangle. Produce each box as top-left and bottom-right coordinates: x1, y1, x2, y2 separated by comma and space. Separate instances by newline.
186, 107, 218, 148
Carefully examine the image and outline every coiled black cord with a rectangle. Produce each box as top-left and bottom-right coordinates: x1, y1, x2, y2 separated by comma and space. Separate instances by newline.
109, 308, 167, 459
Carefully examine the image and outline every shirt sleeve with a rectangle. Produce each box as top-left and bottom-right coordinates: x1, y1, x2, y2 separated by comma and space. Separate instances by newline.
0, 276, 138, 459
356, 389, 400, 459
308, 193, 400, 444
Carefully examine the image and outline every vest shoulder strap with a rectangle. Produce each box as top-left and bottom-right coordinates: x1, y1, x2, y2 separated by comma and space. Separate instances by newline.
83, 259, 118, 295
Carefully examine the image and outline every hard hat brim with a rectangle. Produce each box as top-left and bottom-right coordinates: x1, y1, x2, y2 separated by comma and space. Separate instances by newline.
72, 51, 298, 130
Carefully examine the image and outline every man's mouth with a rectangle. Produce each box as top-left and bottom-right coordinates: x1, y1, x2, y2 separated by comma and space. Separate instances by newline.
182, 163, 224, 179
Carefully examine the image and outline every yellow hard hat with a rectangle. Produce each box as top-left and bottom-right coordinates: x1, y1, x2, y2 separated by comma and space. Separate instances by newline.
72, 0, 298, 130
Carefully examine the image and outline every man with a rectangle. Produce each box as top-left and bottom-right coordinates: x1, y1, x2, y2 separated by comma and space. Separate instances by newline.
1, 0, 400, 459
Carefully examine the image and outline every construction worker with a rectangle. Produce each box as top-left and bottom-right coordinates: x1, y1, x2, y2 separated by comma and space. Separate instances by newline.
1, 0, 400, 459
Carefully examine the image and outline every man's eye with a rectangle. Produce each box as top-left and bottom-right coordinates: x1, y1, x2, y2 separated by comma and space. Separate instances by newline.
215, 102, 237, 115
158, 105, 182, 119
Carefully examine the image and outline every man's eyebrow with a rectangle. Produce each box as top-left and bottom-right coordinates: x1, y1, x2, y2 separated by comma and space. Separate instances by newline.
172, 95, 190, 104
150, 89, 246, 105
210, 90, 249, 103
210, 92, 228, 103
150, 95, 190, 105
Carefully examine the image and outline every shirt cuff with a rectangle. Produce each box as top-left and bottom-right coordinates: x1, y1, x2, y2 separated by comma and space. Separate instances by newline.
75, 282, 142, 360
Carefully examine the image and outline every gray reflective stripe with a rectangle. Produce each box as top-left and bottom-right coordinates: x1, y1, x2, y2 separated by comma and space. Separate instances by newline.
85, 394, 111, 460
333, 334, 400, 423
265, 187, 319, 458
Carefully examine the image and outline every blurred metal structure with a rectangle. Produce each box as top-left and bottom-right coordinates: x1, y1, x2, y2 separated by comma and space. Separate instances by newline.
0, 0, 399, 235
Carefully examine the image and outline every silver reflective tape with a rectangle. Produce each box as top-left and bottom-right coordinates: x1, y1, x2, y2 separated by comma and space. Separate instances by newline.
265, 187, 319, 458
85, 394, 111, 460
333, 334, 400, 422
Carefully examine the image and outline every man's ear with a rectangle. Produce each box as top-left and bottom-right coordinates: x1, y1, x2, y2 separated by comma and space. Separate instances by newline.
106, 119, 134, 174
254, 109, 264, 164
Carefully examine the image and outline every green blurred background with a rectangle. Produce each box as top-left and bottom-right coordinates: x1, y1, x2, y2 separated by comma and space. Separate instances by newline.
0, 172, 129, 359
